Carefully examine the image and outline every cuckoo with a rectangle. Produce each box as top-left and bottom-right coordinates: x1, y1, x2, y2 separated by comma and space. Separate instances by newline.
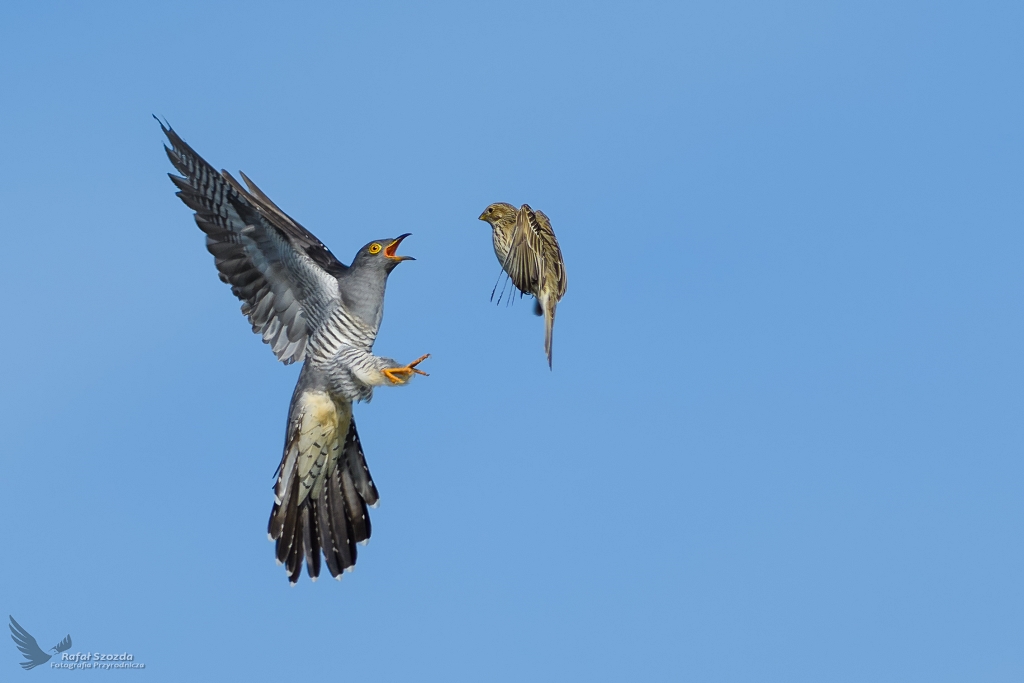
160, 121, 428, 583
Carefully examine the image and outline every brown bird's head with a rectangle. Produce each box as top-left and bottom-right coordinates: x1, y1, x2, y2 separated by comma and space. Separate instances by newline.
478, 202, 518, 230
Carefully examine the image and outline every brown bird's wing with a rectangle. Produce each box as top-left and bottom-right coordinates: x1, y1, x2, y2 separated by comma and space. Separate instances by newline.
500, 204, 545, 295
532, 209, 567, 299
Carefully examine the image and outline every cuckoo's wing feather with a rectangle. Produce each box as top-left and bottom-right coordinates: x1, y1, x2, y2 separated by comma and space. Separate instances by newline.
343, 419, 379, 507
160, 121, 341, 364
9, 617, 51, 669
223, 170, 347, 278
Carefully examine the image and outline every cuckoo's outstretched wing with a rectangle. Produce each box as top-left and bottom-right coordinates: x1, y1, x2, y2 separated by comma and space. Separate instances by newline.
9, 617, 52, 670
160, 121, 343, 364
221, 169, 346, 278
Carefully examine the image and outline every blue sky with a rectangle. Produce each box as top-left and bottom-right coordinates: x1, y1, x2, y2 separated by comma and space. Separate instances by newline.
1, 1, 1022, 680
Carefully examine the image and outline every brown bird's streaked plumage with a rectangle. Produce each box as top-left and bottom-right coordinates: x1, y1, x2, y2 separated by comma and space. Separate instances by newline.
479, 202, 567, 367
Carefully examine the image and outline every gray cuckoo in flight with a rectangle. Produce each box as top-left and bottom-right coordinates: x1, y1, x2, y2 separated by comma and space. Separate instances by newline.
479, 203, 567, 368
160, 122, 429, 583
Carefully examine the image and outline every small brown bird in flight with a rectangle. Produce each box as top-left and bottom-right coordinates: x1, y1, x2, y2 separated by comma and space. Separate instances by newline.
479, 203, 567, 368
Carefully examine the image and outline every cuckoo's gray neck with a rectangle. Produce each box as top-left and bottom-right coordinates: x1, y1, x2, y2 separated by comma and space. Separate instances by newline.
337, 264, 388, 331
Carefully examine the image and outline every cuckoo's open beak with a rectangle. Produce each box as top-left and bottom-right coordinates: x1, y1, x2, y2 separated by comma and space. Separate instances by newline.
384, 233, 414, 261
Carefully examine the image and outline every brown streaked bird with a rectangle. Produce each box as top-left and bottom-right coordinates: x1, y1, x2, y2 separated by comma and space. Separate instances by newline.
479, 202, 567, 368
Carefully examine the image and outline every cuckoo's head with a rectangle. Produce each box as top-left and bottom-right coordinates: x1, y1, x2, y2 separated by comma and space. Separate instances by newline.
352, 234, 415, 274
479, 202, 517, 231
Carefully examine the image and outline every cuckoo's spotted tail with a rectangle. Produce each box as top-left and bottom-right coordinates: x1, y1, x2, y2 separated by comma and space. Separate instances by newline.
269, 406, 379, 583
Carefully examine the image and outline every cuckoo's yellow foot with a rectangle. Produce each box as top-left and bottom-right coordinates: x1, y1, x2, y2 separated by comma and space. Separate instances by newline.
383, 354, 430, 384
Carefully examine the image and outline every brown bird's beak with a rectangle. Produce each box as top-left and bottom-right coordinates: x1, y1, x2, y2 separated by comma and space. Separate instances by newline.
478, 211, 489, 221
384, 233, 414, 261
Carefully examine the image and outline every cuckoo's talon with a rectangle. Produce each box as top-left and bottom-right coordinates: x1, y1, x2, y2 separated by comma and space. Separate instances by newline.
383, 354, 431, 384
407, 354, 430, 373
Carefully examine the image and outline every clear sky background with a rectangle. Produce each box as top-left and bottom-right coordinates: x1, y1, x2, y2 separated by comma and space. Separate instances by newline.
1, 1, 1022, 680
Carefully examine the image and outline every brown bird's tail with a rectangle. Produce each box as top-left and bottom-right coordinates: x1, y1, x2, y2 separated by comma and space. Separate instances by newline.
543, 296, 557, 369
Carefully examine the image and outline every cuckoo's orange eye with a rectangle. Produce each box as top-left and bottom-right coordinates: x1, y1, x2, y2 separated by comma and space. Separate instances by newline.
368, 243, 382, 254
